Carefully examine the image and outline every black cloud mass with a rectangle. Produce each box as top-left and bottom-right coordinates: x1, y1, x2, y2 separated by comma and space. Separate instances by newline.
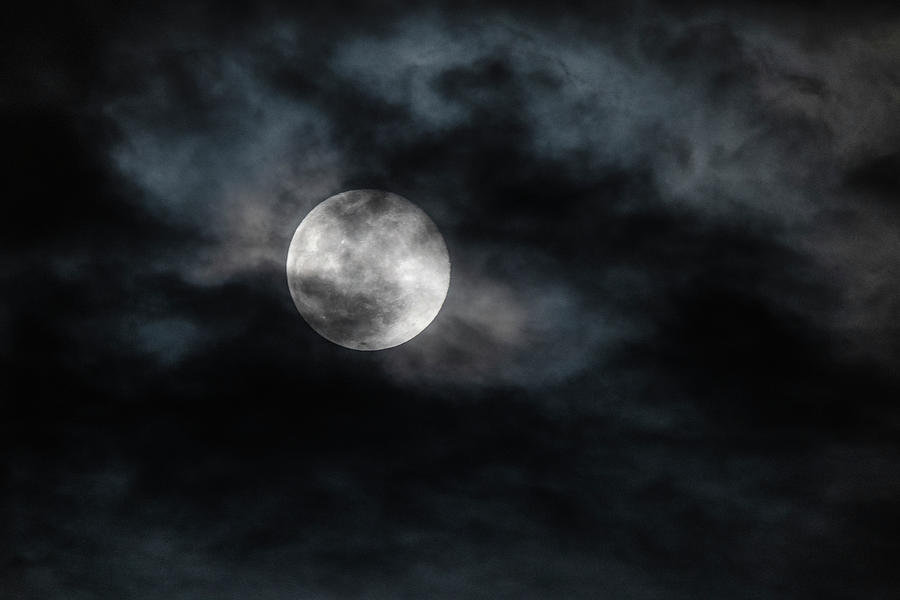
3, 1, 900, 598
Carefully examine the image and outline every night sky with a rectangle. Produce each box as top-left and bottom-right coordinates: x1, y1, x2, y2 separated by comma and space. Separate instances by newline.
4, 1, 900, 597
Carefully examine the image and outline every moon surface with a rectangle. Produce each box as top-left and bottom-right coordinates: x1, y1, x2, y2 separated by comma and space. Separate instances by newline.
286, 190, 450, 350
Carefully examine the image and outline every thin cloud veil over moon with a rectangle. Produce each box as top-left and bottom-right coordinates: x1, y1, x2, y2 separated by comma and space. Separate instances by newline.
286, 190, 450, 350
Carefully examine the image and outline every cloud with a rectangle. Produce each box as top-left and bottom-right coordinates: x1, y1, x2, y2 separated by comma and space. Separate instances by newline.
92, 6, 900, 392
381, 259, 620, 388
7, 4, 900, 596
104, 31, 344, 285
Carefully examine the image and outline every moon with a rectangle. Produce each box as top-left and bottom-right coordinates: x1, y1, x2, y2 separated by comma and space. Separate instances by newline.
286, 190, 450, 351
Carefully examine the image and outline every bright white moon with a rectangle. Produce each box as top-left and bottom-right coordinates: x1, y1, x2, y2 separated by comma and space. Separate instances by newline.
286, 190, 450, 350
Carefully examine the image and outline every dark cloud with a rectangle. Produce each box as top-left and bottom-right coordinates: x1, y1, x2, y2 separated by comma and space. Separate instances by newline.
4, 1, 900, 597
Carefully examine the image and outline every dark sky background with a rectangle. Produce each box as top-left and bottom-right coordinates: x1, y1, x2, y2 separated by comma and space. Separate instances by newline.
4, 1, 900, 597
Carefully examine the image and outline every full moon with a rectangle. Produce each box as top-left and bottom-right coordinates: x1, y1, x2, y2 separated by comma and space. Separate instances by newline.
286, 190, 450, 350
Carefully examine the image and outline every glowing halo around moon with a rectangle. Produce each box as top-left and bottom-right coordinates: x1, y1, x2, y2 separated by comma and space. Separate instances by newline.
286, 189, 450, 351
